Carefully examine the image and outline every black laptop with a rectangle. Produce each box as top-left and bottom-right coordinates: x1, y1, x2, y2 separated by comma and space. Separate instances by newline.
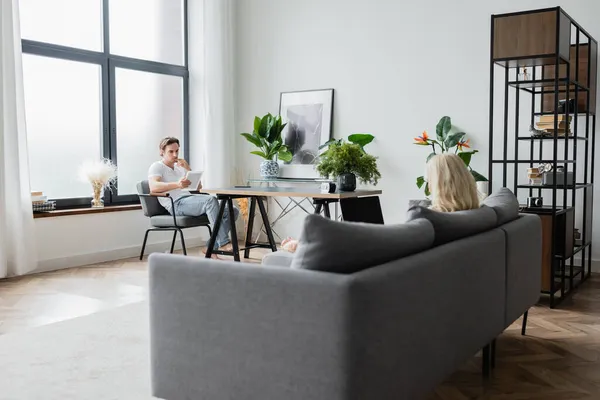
339, 196, 384, 224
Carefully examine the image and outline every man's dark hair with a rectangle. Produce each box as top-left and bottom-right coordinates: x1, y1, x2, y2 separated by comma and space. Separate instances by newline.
159, 137, 180, 152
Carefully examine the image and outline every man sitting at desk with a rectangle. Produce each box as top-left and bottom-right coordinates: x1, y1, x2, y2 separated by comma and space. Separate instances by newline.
148, 137, 239, 255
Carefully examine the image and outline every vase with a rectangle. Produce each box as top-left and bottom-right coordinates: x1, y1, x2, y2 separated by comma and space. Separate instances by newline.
260, 160, 279, 178
91, 181, 104, 208
338, 173, 356, 191
476, 181, 489, 201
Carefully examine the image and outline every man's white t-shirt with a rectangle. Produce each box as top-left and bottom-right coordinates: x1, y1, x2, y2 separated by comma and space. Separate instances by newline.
148, 161, 190, 212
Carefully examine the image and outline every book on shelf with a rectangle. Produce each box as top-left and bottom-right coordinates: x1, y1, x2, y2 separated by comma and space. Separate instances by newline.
539, 115, 572, 123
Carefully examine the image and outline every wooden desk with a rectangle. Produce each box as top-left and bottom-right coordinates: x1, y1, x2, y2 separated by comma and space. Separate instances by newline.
200, 187, 382, 261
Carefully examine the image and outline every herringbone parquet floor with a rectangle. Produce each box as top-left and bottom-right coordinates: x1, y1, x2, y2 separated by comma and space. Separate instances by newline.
0, 247, 599, 399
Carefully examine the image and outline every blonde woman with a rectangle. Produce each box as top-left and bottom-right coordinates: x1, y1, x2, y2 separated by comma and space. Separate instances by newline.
426, 153, 480, 212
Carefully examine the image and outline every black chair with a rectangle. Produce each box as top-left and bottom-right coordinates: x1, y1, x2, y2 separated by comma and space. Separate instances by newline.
137, 180, 212, 260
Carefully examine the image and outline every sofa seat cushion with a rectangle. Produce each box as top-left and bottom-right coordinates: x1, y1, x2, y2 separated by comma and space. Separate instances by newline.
150, 214, 210, 228
290, 214, 434, 274
406, 205, 497, 246
481, 187, 520, 225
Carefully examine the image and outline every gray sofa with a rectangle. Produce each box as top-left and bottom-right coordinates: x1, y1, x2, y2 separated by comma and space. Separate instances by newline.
149, 189, 542, 400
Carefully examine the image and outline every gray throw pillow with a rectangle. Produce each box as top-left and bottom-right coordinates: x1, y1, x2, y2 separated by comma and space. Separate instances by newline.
290, 214, 435, 274
481, 187, 520, 225
406, 205, 497, 246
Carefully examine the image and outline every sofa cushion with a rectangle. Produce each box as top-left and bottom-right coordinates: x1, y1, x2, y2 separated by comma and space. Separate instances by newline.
290, 214, 434, 273
481, 187, 520, 225
406, 205, 497, 246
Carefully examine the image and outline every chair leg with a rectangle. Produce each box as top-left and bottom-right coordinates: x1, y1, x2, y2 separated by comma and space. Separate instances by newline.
170, 230, 178, 253
177, 228, 187, 256
521, 310, 528, 336
140, 229, 151, 260
206, 225, 212, 238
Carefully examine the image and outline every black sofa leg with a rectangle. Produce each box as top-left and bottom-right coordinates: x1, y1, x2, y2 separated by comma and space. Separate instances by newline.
140, 230, 151, 260
170, 230, 178, 253
177, 228, 187, 256
482, 344, 492, 379
491, 339, 496, 369
522, 310, 528, 336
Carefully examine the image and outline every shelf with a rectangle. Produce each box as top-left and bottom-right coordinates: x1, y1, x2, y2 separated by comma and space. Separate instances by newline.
534, 111, 593, 117
517, 136, 588, 141
516, 183, 593, 190
573, 242, 591, 256
492, 160, 576, 164
508, 78, 589, 92
518, 205, 573, 215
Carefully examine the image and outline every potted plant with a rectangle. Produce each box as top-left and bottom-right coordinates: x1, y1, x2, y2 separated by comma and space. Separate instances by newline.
240, 113, 293, 178
414, 116, 488, 196
316, 134, 381, 191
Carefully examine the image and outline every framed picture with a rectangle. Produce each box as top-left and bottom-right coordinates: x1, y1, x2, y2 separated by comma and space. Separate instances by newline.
278, 88, 334, 178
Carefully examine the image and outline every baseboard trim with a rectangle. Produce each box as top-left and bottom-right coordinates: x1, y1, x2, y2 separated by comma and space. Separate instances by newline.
35, 237, 205, 274
591, 260, 600, 273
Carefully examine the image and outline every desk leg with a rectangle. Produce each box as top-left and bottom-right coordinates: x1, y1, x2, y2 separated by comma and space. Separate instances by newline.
257, 196, 277, 252
205, 198, 227, 259
323, 203, 331, 219
227, 198, 240, 261
314, 203, 323, 215
244, 197, 257, 259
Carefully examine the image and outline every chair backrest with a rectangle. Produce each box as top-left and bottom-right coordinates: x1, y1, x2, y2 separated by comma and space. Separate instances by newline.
137, 180, 168, 217
340, 196, 385, 224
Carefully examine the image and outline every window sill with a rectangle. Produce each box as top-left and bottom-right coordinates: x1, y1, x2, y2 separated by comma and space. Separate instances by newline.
33, 204, 142, 219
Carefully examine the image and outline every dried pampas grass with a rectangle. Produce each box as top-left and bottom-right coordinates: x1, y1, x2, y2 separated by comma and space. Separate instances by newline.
79, 158, 118, 188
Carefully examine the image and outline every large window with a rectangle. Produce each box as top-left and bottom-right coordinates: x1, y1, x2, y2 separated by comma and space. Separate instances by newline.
20, 0, 188, 208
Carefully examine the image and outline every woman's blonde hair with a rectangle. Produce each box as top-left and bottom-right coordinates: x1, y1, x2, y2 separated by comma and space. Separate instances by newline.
427, 153, 480, 212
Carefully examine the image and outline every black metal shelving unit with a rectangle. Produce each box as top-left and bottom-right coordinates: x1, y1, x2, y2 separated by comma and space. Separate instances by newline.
489, 7, 597, 308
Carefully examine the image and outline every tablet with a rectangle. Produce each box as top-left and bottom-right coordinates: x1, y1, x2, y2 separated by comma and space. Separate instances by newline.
185, 170, 204, 190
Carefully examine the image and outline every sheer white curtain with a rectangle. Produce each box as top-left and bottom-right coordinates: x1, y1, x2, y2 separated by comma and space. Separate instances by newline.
194, 0, 235, 188
0, 0, 38, 278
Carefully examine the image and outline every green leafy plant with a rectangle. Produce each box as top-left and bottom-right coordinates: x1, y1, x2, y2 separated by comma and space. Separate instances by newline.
316, 135, 381, 185
240, 113, 293, 162
414, 116, 487, 196
320, 133, 375, 153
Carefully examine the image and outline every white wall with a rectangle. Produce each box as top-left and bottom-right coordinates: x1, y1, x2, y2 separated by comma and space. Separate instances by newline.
34, 212, 209, 272
233, 0, 600, 258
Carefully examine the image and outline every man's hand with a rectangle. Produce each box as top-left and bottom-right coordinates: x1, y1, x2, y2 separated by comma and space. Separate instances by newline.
176, 158, 191, 171
178, 177, 191, 189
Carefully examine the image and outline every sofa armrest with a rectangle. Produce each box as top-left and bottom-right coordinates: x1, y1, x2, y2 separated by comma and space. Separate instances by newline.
149, 253, 353, 400
500, 213, 542, 326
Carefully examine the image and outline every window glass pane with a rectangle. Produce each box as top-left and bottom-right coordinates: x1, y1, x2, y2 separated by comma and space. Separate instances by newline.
19, 0, 103, 51
115, 68, 183, 195
109, 0, 184, 65
23, 55, 103, 199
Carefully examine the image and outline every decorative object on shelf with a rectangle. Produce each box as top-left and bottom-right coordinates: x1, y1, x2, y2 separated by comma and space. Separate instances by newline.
526, 196, 544, 208
78, 158, 118, 208
518, 67, 531, 80
240, 113, 293, 179
278, 88, 334, 178
535, 115, 572, 136
527, 167, 543, 185
542, 166, 574, 186
557, 99, 576, 113
413, 116, 488, 196
316, 138, 380, 192
529, 124, 552, 138
30, 191, 56, 212
32, 200, 56, 212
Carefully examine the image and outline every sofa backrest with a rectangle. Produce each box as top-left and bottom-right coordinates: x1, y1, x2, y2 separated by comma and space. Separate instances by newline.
345, 227, 507, 399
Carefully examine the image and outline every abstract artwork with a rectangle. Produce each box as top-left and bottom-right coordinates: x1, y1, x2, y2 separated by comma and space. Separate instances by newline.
278, 89, 333, 178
